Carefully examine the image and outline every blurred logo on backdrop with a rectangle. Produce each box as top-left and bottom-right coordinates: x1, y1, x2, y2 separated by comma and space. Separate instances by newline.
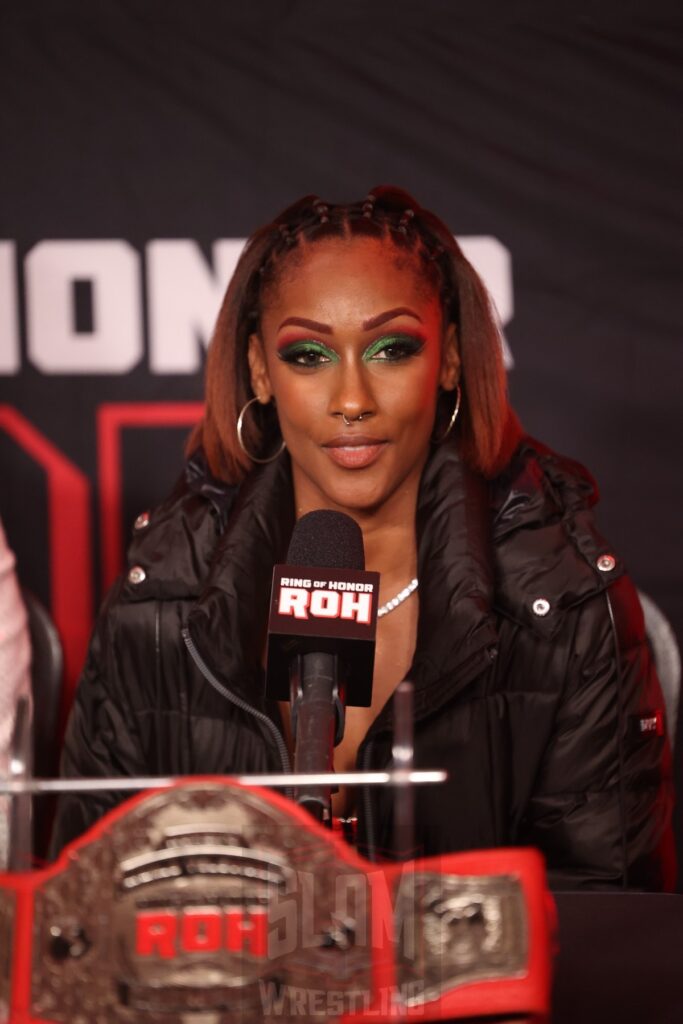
1, 236, 513, 375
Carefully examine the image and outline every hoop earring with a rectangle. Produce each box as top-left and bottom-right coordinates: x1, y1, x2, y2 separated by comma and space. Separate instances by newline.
236, 397, 286, 464
431, 384, 462, 444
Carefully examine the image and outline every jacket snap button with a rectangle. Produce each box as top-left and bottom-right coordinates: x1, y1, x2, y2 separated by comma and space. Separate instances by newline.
532, 598, 550, 617
128, 565, 146, 585
134, 511, 150, 531
596, 554, 616, 572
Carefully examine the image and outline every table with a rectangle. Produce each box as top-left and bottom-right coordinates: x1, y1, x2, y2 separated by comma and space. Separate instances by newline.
552, 893, 683, 1024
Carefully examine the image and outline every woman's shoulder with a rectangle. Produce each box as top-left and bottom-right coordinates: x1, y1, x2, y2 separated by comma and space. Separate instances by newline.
489, 435, 627, 636
115, 450, 239, 606
491, 434, 600, 523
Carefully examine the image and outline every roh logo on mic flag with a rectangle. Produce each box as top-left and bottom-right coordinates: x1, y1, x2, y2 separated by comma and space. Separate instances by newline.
266, 565, 379, 706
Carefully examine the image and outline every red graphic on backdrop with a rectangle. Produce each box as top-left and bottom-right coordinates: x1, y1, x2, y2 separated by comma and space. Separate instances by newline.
97, 402, 203, 593
0, 405, 92, 717
1, 402, 203, 716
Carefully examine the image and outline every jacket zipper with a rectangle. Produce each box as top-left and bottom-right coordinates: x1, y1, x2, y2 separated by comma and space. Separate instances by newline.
181, 627, 292, 782
360, 739, 376, 862
604, 590, 628, 889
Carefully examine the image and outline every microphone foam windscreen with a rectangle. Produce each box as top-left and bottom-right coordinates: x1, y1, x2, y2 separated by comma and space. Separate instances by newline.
286, 510, 365, 570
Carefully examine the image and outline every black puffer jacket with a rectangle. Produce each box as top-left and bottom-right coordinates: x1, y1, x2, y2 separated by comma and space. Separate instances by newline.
53, 438, 676, 889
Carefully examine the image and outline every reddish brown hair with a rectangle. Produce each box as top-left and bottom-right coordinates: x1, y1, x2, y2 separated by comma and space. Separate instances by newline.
189, 186, 521, 481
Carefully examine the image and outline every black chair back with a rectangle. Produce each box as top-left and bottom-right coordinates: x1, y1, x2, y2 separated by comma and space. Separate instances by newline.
22, 589, 63, 779
21, 588, 63, 859
638, 590, 681, 748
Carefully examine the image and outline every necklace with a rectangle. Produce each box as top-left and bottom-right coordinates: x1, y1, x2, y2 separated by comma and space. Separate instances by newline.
377, 578, 419, 617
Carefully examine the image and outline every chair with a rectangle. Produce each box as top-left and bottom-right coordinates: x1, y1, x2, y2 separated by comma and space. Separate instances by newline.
21, 588, 63, 858
6, 694, 32, 871
638, 590, 681, 748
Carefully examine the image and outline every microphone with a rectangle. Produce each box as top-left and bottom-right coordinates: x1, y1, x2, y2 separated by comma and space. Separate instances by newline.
265, 510, 379, 821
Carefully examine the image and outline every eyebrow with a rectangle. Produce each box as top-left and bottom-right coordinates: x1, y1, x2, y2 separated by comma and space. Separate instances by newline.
364, 307, 423, 330
277, 307, 423, 334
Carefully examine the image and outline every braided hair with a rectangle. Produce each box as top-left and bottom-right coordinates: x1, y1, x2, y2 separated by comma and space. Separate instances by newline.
191, 186, 520, 482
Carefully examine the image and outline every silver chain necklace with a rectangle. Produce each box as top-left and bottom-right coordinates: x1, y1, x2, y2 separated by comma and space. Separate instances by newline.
377, 578, 419, 617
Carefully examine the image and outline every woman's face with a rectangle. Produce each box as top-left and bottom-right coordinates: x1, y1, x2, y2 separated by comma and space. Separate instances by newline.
248, 236, 459, 517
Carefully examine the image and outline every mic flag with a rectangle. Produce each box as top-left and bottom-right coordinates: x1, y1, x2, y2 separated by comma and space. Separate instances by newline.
265, 510, 379, 707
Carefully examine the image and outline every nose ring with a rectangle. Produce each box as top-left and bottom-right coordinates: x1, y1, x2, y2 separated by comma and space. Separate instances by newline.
342, 413, 365, 426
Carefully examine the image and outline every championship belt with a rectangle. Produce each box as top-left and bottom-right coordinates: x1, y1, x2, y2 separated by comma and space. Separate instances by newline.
0, 778, 554, 1023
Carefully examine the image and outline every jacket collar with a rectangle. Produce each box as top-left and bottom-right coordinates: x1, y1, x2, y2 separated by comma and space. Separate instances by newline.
186, 454, 295, 696
187, 441, 498, 714
409, 441, 498, 718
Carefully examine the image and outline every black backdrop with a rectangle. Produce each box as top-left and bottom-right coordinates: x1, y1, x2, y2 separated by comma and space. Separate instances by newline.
1, 2, 681, 863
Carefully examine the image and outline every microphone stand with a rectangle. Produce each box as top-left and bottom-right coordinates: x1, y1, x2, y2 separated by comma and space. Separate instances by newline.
6, 694, 32, 872
289, 651, 345, 823
392, 680, 414, 860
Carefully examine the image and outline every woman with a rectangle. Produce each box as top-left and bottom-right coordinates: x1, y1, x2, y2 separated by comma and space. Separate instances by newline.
53, 187, 675, 889
0, 519, 31, 869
